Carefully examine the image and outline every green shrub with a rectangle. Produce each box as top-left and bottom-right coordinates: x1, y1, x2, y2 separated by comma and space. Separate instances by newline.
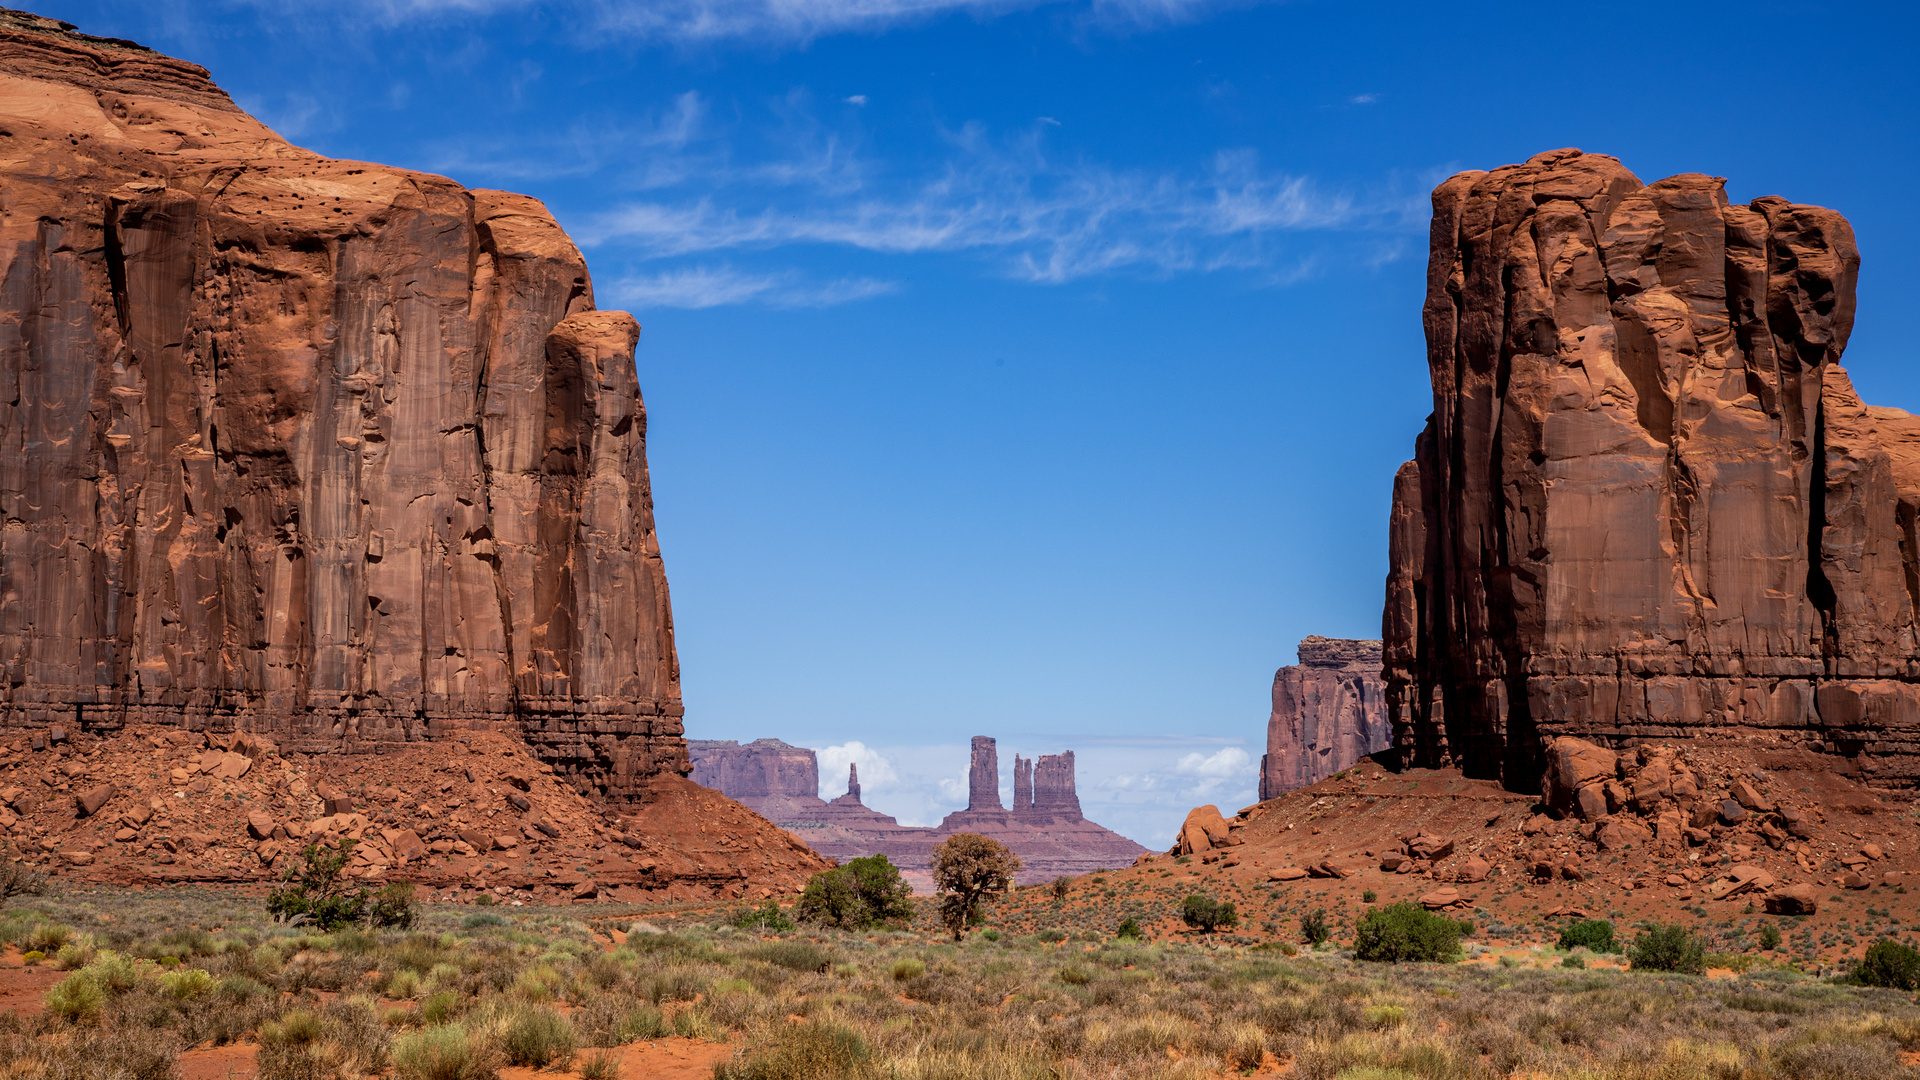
1361, 890, 1378, 904
1353, 903, 1468, 963
1627, 924, 1706, 975
714, 1019, 871, 1080
393, 1024, 498, 1080
1851, 940, 1920, 990
1180, 894, 1238, 933
369, 881, 419, 930
461, 912, 507, 930
422, 991, 463, 1025
160, 967, 215, 1001
1057, 965, 1090, 985
889, 959, 926, 981
730, 901, 796, 933
500, 1005, 577, 1068
795, 855, 916, 930
1758, 923, 1783, 950
45, 971, 106, 1023
1557, 919, 1620, 953
1300, 909, 1331, 946
1560, 954, 1586, 969
1115, 917, 1143, 941
20, 950, 42, 965
267, 841, 370, 930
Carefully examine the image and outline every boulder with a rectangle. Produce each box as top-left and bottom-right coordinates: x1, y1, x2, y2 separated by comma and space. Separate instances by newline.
1176, 805, 1233, 855
1407, 835, 1454, 860
1764, 884, 1819, 916
1732, 780, 1772, 813
1379, 852, 1408, 872
1456, 857, 1491, 884
246, 811, 276, 841
506, 792, 531, 813
209, 752, 252, 780
74, 784, 115, 818
1268, 867, 1308, 881
1861, 843, 1885, 861
1708, 865, 1775, 900
457, 829, 495, 853
1418, 887, 1462, 910
59, 850, 92, 866
388, 830, 428, 864
120, 803, 154, 828
1542, 737, 1616, 815
1719, 800, 1748, 825
1841, 872, 1871, 890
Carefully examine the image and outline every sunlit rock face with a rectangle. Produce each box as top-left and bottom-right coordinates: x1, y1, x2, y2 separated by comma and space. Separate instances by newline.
1385, 147, 1920, 788
0, 12, 684, 796
1260, 637, 1389, 800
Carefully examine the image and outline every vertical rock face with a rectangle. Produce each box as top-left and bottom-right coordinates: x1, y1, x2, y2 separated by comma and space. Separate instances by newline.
1260, 637, 1390, 800
1385, 147, 1920, 788
845, 763, 861, 802
0, 13, 685, 796
1030, 751, 1081, 817
1012, 755, 1033, 810
968, 736, 1003, 811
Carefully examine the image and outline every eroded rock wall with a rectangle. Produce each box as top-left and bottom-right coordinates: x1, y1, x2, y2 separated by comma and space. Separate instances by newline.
1260, 637, 1390, 800
0, 13, 684, 797
1384, 148, 1920, 788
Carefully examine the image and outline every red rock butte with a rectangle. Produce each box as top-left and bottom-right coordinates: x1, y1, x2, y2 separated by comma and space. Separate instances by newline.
0, 10, 688, 797
689, 736, 1148, 883
1260, 636, 1390, 800
1385, 148, 1920, 789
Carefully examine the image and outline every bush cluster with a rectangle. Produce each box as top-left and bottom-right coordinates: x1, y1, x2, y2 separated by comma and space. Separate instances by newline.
1556, 919, 1620, 954
1180, 894, 1238, 934
795, 855, 916, 931
1353, 903, 1470, 963
1627, 924, 1706, 975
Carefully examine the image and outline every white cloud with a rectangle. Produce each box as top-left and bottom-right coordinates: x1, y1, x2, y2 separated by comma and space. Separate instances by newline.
1348, 93, 1379, 105
845, 94, 869, 105
278, 0, 1259, 44
581, 136, 1412, 286
815, 740, 900, 796
1174, 745, 1251, 778
607, 266, 897, 308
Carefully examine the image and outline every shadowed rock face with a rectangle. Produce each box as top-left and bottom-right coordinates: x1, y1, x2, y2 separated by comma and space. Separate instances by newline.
1385, 148, 1920, 788
968, 735, 1003, 810
1260, 637, 1390, 800
0, 13, 685, 796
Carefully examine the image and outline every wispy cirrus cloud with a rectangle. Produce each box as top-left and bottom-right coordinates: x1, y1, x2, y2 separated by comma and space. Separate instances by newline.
267, 0, 1263, 44
579, 132, 1419, 285
607, 265, 898, 309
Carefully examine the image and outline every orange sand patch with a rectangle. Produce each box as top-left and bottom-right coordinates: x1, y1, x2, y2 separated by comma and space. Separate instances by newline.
498, 1037, 732, 1079
178, 1043, 259, 1080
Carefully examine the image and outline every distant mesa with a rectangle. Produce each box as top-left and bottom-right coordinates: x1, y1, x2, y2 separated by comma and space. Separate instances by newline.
1259, 637, 1391, 800
688, 735, 1147, 883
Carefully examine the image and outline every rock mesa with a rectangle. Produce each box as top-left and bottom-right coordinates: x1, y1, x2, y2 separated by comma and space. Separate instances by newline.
1384, 148, 1920, 788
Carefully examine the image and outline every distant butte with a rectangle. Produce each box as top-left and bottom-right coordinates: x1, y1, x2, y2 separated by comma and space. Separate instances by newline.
689, 735, 1148, 884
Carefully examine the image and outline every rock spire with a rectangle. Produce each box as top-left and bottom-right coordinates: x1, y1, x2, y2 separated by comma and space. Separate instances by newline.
968, 736, 1003, 811
1260, 637, 1391, 799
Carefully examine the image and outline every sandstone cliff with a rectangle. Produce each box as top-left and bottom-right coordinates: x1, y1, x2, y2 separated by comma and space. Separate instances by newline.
1384, 148, 1920, 789
688, 739, 821, 822
1259, 636, 1390, 799
0, 11, 685, 797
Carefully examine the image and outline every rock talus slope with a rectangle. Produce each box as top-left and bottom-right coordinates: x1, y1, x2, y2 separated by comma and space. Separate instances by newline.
1385, 148, 1920, 788
1260, 636, 1390, 799
0, 12, 686, 795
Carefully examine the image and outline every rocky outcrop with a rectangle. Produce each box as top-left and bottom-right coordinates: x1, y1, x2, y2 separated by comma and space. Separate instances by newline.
0, 11, 689, 798
1384, 148, 1920, 788
689, 735, 1148, 883
1260, 637, 1391, 799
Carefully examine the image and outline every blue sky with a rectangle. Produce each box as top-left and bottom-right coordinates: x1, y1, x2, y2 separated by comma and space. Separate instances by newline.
44, 0, 1919, 846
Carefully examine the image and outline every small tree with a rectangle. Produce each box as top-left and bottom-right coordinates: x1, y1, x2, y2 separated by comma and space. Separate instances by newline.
795, 854, 915, 930
1300, 909, 1331, 946
1181, 894, 1238, 934
1627, 924, 1705, 975
267, 840, 417, 930
930, 833, 1021, 941
1852, 940, 1920, 990
1051, 877, 1071, 902
1354, 903, 1469, 963
1556, 919, 1619, 954
1758, 923, 1783, 951
1115, 917, 1143, 941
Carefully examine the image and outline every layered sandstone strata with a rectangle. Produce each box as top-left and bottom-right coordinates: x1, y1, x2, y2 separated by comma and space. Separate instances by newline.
688, 739, 822, 822
1259, 637, 1390, 799
0, 12, 685, 796
1384, 148, 1920, 788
